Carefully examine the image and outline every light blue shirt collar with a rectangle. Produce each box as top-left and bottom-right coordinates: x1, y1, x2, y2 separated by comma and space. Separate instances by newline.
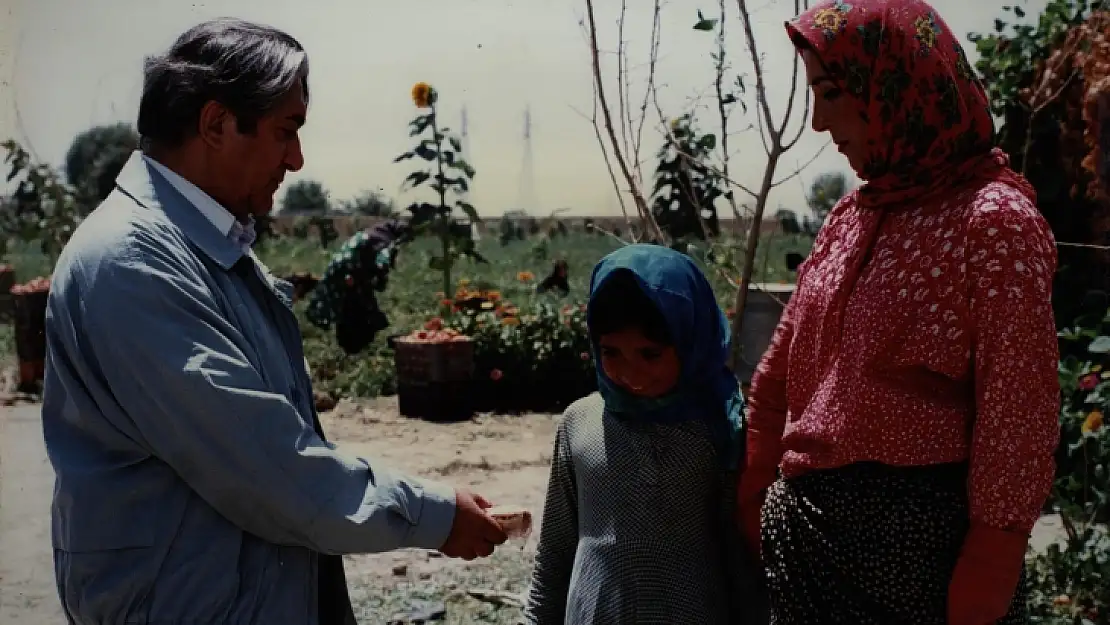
142, 155, 256, 253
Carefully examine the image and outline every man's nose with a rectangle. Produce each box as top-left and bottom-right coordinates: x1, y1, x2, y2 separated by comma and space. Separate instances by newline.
285, 138, 305, 172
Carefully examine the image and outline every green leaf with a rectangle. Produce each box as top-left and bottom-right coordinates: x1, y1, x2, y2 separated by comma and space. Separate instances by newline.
402, 171, 431, 190
414, 143, 438, 161
1089, 336, 1110, 354
454, 159, 476, 179
392, 151, 415, 163
698, 134, 718, 150
456, 201, 480, 222
428, 255, 452, 271
436, 174, 469, 193
449, 137, 463, 152
406, 201, 438, 224
460, 247, 489, 264
409, 113, 434, 137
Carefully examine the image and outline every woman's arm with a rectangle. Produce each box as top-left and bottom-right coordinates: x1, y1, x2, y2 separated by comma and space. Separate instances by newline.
736, 287, 801, 553
949, 185, 1060, 625
743, 298, 798, 495
523, 420, 579, 625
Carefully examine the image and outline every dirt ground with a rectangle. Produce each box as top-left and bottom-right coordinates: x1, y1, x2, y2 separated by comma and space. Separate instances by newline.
0, 396, 1067, 624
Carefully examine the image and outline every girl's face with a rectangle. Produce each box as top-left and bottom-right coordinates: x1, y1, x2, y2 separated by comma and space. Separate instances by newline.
802, 48, 870, 175
597, 328, 680, 398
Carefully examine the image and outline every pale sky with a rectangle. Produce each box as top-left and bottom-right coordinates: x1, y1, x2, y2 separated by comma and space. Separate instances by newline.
0, 0, 1042, 217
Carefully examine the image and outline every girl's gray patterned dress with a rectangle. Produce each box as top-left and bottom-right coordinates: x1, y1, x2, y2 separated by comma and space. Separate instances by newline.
524, 394, 767, 625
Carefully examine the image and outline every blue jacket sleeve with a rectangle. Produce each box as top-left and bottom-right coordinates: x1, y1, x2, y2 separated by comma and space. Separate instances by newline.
73, 251, 456, 555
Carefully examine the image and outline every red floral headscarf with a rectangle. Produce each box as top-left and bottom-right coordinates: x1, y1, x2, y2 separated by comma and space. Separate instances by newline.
786, 0, 1035, 209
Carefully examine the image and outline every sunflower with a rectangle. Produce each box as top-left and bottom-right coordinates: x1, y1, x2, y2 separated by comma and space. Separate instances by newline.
411, 82, 434, 108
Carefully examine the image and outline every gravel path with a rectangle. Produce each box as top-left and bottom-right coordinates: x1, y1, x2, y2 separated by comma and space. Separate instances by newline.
0, 402, 64, 623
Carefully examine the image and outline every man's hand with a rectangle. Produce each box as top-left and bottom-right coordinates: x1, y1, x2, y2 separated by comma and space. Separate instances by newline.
439, 489, 507, 560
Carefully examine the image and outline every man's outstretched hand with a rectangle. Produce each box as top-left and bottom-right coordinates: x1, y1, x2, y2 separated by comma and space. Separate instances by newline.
439, 489, 508, 560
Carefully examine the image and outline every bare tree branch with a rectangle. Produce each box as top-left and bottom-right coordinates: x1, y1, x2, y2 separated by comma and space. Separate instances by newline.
726, 0, 812, 370
712, 0, 746, 229
583, 0, 663, 241
617, 0, 632, 160
771, 140, 830, 187
781, 55, 813, 151
737, 0, 778, 144
568, 91, 634, 230
10, 33, 41, 162
632, 0, 663, 170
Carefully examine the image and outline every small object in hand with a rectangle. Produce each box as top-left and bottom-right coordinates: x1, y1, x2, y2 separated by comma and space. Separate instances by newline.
486, 506, 533, 541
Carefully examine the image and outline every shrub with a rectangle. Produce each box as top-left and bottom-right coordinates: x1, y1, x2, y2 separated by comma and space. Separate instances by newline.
1028, 301, 1110, 624
427, 279, 596, 412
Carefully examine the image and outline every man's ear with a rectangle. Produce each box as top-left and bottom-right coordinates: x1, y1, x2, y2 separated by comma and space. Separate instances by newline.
197, 100, 235, 149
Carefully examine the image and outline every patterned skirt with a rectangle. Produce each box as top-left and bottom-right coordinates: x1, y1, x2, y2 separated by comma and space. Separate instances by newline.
760, 461, 1029, 625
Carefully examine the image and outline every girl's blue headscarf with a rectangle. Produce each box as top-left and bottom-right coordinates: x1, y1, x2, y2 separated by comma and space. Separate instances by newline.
586, 244, 745, 469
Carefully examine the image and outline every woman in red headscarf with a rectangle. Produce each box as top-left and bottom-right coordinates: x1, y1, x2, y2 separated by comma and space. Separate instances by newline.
737, 1, 1060, 623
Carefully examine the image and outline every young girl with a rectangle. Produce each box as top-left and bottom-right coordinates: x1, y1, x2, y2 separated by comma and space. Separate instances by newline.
524, 244, 766, 624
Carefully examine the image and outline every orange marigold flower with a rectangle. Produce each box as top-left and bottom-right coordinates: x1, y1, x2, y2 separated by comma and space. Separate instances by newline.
502, 316, 521, 326
411, 82, 434, 108
1082, 410, 1104, 434
517, 271, 535, 283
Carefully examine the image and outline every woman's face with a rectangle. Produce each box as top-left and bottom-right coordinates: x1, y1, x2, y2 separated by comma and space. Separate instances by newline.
802, 48, 870, 175
597, 328, 680, 398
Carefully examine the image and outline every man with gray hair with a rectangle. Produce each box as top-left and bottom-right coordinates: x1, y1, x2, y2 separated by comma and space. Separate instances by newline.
42, 19, 506, 625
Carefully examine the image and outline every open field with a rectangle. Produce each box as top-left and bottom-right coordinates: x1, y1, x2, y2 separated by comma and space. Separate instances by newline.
0, 230, 812, 399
